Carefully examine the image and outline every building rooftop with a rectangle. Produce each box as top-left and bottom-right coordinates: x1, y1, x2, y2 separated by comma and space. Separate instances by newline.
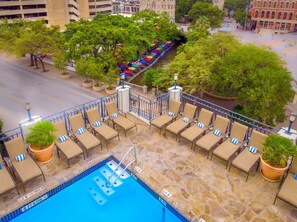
0, 111, 296, 221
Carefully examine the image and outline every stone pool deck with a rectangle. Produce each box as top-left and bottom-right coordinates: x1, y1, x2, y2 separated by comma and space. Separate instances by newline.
0, 114, 296, 221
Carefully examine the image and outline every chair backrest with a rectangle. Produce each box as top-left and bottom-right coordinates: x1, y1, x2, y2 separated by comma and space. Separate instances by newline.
213, 115, 229, 134
182, 103, 197, 119
4, 137, 28, 161
248, 130, 268, 153
230, 122, 248, 142
68, 113, 85, 132
168, 100, 181, 116
197, 109, 213, 126
86, 107, 101, 125
54, 120, 68, 138
290, 157, 297, 174
105, 101, 118, 117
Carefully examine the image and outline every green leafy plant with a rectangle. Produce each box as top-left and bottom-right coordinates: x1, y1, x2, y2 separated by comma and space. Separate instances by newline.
262, 134, 297, 168
0, 118, 3, 132
26, 121, 56, 150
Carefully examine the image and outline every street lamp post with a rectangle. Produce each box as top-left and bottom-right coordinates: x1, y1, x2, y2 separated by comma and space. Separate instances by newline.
173, 74, 178, 90
121, 73, 125, 89
286, 112, 297, 134
25, 103, 32, 122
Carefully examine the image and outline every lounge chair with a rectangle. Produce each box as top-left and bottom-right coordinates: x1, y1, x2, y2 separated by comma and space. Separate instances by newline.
86, 107, 120, 147
150, 100, 182, 134
230, 130, 268, 181
195, 115, 230, 158
54, 120, 84, 167
68, 113, 102, 158
0, 155, 19, 195
274, 157, 297, 207
179, 108, 213, 149
105, 101, 137, 137
211, 122, 248, 169
4, 137, 45, 192
165, 103, 197, 140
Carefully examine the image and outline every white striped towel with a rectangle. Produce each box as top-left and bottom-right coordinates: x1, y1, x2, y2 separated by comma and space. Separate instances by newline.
16, 153, 26, 162
112, 113, 118, 118
59, 135, 68, 143
230, 137, 239, 145
77, 127, 85, 134
182, 117, 189, 123
213, 129, 221, 136
94, 121, 102, 127
248, 146, 257, 154
197, 122, 204, 128
168, 111, 174, 117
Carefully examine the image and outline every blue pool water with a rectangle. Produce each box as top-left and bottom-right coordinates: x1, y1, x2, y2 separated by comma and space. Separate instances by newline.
1, 156, 188, 222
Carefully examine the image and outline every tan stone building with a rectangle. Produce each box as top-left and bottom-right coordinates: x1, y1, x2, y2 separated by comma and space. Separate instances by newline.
139, 0, 176, 22
0, 0, 112, 29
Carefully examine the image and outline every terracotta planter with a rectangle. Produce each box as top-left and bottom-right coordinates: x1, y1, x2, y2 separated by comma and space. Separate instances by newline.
82, 80, 94, 88
29, 143, 54, 163
59, 72, 71, 80
260, 156, 289, 182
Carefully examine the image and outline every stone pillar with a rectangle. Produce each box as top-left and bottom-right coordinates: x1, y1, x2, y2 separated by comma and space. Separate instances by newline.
168, 86, 183, 102
116, 85, 131, 113
19, 115, 42, 143
142, 85, 148, 94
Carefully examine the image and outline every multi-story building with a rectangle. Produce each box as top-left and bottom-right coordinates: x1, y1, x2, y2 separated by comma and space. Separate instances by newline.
112, 0, 139, 14
250, 0, 297, 32
140, 0, 176, 22
0, 0, 112, 29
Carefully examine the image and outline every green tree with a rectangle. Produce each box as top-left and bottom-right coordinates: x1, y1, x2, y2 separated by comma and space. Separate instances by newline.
209, 44, 294, 124
224, 0, 249, 15
232, 8, 250, 26
188, 2, 225, 28
176, 0, 212, 22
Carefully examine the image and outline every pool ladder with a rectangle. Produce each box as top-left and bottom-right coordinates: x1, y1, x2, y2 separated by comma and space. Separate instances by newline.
105, 145, 137, 188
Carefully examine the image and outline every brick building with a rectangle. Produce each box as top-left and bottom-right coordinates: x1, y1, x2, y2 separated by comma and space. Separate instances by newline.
251, 0, 297, 32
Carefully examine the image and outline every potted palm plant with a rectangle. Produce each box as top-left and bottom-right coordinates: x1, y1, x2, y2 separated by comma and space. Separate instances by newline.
26, 121, 56, 163
260, 134, 297, 181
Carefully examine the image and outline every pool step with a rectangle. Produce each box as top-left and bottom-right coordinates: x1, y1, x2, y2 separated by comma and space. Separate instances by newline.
99, 166, 123, 187
93, 176, 115, 196
88, 187, 107, 205
105, 160, 130, 179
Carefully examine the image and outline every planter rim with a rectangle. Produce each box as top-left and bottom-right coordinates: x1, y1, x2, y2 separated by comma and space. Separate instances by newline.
260, 155, 289, 170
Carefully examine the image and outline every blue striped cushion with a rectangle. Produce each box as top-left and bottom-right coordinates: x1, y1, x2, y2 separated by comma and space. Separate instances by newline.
213, 129, 221, 136
168, 111, 174, 117
0, 163, 2, 170
182, 117, 189, 123
230, 137, 239, 145
59, 135, 68, 143
112, 113, 118, 118
294, 174, 297, 180
77, 127, 85, 134
94, 121, 102, 127
248, 146, 257, 154
197, 122, 204, 128
16, 153, 26, 162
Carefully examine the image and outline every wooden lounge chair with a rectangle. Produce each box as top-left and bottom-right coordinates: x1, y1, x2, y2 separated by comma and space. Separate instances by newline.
0, 155, 19, 195
165, 103, 197, 140
150, 100, 182, 134
105, 101, 137, 137
211, 122, 249, 169
86, 107, 120, 148
274, 157, 297, 207
179, 108, 213, 149
54, 120, 84, 167
195, 115, 230, 158
230, 130, 268, 181
68, 113, 102, 158
4, 137, 45, 192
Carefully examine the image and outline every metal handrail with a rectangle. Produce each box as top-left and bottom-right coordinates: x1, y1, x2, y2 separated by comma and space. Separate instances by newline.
105, 145, 137, 188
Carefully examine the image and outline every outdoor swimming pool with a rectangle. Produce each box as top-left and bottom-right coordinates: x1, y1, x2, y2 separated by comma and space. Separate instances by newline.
1, 156, 188, 222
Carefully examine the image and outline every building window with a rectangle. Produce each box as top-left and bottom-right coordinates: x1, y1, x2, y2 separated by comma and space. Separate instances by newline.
289, 12, 293, 20
286, 2, 289, 8
268, 1, 272, 7
263, 1, 266, 7
280, 2, 284, 8
292, 2, 295, 8
266, 11, 270, 18
261, 10, 265, 18
283, 12, 287, 19
271, 11, 275, 18
255, 10, 259, 17
273, 2, 277, 7
277, 11, 282, 19
257, 1, 260, 6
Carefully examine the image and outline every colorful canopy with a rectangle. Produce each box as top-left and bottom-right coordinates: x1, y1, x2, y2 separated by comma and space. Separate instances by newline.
128, 67, 136, 71
139, 60, 147, 65
144, 57, 151, 61
124, 70, 132, 75
131, 63, 139, 68
146, 56, 153, 59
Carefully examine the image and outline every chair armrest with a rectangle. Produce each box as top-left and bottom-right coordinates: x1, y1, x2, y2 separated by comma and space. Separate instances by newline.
118, 110, 127, 117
